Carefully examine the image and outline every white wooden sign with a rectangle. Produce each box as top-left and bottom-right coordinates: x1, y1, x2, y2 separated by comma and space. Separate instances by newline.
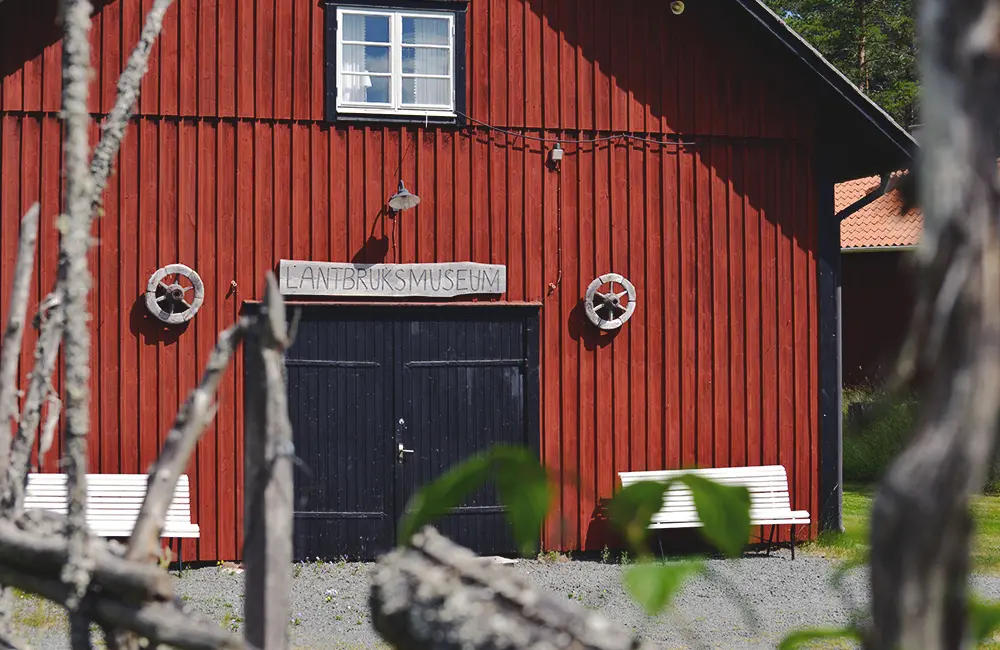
278, 260, 507, 298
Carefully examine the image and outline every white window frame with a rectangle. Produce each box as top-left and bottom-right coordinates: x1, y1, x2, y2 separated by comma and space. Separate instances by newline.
336, 6, 457, 118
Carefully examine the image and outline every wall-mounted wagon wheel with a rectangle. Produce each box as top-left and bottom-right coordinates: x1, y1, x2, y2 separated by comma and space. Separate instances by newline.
584, 273, 637, 331
145, 264, 205, 325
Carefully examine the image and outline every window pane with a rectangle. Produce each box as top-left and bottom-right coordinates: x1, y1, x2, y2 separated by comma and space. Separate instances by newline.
402, 47, 450, 75
403, 77, 450, 106
342, 13, 390, 43
342, 44, 390, 74
402, 17, 449, 46
342, 75, 390, 104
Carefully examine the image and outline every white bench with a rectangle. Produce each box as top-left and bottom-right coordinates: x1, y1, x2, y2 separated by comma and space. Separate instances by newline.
618, 465, 810, 559
24, 473, 200, 569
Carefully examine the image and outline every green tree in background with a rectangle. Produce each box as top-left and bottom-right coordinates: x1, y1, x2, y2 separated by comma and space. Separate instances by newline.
765, 0, 918, 128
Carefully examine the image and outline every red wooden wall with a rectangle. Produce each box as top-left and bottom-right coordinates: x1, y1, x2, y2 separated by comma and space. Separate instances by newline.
1, 0, 821, 559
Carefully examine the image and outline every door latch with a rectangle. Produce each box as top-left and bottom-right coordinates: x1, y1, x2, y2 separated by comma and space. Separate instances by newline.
398, 443, 414, 460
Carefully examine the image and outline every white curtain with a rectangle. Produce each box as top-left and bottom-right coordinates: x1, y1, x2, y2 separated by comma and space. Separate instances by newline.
405, 17, 450, 106
342, 14, 373, 103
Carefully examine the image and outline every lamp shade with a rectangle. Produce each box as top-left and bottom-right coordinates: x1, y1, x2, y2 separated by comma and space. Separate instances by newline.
388, 180, 421, 212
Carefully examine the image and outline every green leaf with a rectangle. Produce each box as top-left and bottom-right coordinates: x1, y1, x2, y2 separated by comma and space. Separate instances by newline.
777, 627, 861, 650
623, 561, 703, 616
398, 452, 492, 545
968, 597, 1000, 644
677, 474, 751, 558
493, 446, 553, 556
607, 481, 671, 552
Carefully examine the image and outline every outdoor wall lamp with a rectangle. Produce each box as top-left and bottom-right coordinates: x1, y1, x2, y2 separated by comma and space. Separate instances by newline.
388, 180, 420, 216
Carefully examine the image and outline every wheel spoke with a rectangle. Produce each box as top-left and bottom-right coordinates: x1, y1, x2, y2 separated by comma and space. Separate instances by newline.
182, 299, 193, 310
158, 281, 169, 292
155, 295, 167, 303
615, 290, 629, 300
182, 285, 194, 293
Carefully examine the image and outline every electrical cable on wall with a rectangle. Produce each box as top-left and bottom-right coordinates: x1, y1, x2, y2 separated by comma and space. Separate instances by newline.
455, 110, 696, 148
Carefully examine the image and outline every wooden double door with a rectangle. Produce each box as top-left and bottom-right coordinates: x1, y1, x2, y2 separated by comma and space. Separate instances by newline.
283, 305, 540, 560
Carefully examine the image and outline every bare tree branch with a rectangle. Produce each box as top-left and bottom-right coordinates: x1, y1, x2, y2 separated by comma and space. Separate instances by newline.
243, 274, 294, 650
0, 204, 40, 470
3, 307, 65, 515
866, 0, 1000, 645
58, 2, 96, 647
125, 317, 251, 563
370, 526, 650, 650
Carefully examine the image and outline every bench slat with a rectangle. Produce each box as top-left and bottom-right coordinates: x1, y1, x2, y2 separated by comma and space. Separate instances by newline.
24, 473, 199, 540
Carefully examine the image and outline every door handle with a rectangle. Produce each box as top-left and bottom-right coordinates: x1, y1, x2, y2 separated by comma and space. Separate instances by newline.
398, 443, 414, 460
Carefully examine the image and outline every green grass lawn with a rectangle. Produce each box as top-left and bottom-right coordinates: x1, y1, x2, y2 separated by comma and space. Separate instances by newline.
807, 484, 1000, 574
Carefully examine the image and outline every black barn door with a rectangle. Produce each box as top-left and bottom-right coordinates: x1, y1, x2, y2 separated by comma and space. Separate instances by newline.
283, 312, 394, 560
280, 305, 539, 560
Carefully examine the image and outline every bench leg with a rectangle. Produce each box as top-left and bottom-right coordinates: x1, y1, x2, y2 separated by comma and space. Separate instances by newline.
764, 524, 776, 557
790, 526, 796, 560
175, 539, 184, 576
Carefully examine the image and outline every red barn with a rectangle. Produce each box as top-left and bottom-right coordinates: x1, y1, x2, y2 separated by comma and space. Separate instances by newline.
0, 0, 913, 561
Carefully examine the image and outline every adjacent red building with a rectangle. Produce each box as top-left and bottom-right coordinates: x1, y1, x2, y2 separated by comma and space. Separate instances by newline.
1, 0, 913, 560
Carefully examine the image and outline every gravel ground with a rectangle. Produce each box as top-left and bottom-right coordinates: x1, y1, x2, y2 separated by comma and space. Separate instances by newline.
12, 550, 1000, 649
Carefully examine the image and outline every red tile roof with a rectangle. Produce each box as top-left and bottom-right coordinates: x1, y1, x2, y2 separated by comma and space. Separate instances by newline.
837, 172, 922, 250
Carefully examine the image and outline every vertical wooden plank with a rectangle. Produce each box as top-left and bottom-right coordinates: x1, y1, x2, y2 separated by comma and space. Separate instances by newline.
216, 120, 237, 558
470, 0, 489, 120
196, 120, 219, 560
199, 0, 218, 116
179, 0, 199, 115
662, 144, 680, 469
557, 0, 575, 129
678, 145, 696, 469
592, 0, 611, 132
490, 0, 508, 126
292, 0, 312, 120
37, 118, 62, 457
361, 129, 382, 263
16, 118, 40, 421
576, 0, 594, 131
138, 121, 159, 473
540, 0, 559, 128
471, 132, 490, 263
435, 131, 454, 264
311, 0, 326, 121
645, 142, 664, 471
507, 0, 525, 127
711, 143, 730, 468
159, 0, 180, 116
506, 135, 524, 300
792, 146, 811, 537
628, 142, 646, 471
234, 120, 255, 550
608, 0, 627, 133
20, 8, 43, 112
41, 13, 63, 112
157, 118, 179, 508
594, 141, 614, 491
237, 0, 255, 118
310, 125, 330, 262
760, 146, 778, 467
291, 124, 311, 261
489, 130, 507, 267
100, 0, 122, 114
611, 140, 629, 473
695, 146, 713, 469
346, 128, 365, 262
777, 147, 796, 504
0, 4, 23, 111
523, 0, 543, 129
576, 133, 595, 545
331, 128, 350, 262
541, 129, 561, 547
256, 0, 276, 119
744, 146, 762, 467
383, 128, 403, 260
254, 123, 274, 294
218, 0, 237, 117
645, 1, 666, 134
87, 2, 103, 114
274, 0, 293, 120
417, 130, 436, 263
626, 0, 645, 132
806, 151, 820, 538
118, 122, 141, 476
140, 0, 161, 115
559, 131, 580, 548
729, 143, 747, 468
273, 123, 291, 263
